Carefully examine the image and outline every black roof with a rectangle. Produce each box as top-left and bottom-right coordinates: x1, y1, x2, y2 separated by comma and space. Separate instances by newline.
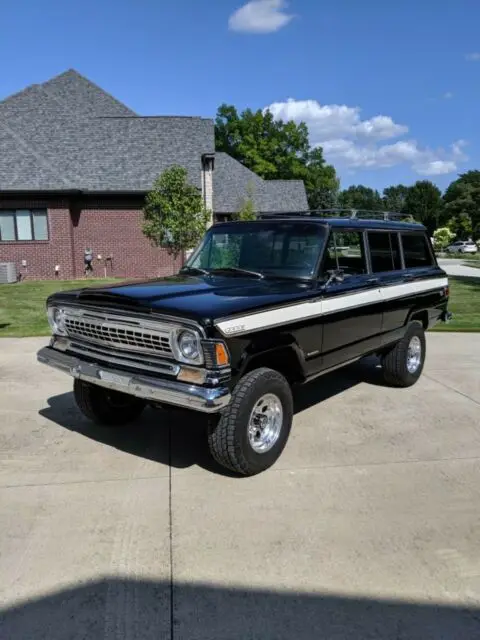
212, 216, 425, 232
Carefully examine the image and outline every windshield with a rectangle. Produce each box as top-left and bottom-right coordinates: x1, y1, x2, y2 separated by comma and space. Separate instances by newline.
185, 222, 327, 280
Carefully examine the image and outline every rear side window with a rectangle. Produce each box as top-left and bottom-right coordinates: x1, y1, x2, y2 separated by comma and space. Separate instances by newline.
368, 232, 402, 272
324, 230, 367, 276
401, 234, 434, 268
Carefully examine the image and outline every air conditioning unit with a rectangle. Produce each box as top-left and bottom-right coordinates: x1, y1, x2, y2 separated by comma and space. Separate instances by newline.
0, 262, 18, 284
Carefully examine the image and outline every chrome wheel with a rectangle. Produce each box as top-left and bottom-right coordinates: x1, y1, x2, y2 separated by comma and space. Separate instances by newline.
248, 393, 283, 453
406, 335, 422, 373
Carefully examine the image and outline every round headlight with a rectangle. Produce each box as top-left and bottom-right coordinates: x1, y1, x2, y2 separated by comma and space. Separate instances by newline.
47, 306, 67, 335
178, 330, 200, 360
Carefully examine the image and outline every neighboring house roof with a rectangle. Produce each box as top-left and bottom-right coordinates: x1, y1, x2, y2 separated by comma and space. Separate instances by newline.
213, 152, 308, 214
0, 70, 213, 191
0, 69, 308, 212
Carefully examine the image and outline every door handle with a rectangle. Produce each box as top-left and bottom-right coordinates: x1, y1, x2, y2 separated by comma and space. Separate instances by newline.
367, 277, 379, 284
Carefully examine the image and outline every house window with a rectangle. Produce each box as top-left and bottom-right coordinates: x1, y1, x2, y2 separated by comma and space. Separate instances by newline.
0, 210, 48, 241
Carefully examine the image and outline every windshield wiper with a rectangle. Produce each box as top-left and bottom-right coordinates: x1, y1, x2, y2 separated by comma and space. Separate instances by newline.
179, 266, 210, 276
209, 267, 264, 279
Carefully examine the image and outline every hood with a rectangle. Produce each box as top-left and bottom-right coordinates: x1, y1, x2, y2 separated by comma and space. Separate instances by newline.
54, 274, 317, 324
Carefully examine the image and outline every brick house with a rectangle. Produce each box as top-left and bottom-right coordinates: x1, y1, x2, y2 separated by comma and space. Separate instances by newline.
0, 70, 308, 280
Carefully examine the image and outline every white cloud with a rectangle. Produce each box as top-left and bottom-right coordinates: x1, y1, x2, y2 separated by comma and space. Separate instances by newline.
466, 52, 480, 61
266, 98, 408, 140
415, 160, 457, 176
229, 0, 293, 34
322, 138, 466, 176
264, 97, 467, 177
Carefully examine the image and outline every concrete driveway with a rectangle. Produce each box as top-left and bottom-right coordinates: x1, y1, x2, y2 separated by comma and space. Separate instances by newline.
1, 334, 480, 639
438, 258, 480, 278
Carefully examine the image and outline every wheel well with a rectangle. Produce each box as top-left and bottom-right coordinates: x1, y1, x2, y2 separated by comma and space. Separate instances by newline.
242, 347, 304, 385
410, 310, 429, 329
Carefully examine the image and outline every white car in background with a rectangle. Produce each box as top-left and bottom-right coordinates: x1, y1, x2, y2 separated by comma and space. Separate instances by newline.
446, 240, 478, 254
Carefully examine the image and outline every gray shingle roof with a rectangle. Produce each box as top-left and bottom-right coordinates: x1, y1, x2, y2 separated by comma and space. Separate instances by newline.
213, 153, 308, 214
0, 69, 307, 211
0, 69, 136, 119
0, 70, 213, 191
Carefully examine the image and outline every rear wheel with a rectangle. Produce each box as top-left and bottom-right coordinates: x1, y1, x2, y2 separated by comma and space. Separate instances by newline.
73, 379, 146, 426
381, 321, 426, 387
208, 367, 293, 476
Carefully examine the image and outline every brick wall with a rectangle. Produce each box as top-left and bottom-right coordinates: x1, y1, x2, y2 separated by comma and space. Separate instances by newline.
0, 195, 181, 280
73, 203, 181, 279
0, 199, 74, 280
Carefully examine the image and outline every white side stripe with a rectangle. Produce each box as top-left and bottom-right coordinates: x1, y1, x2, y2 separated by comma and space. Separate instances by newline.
381, 277, 448, 302
215, 277, 448, 336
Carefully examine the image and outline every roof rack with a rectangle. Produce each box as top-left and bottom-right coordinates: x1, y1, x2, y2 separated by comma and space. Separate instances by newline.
257, 208, 416, 223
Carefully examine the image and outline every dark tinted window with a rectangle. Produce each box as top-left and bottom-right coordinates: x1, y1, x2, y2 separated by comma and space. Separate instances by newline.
368, 232, 402, 272
190, 222, 327, 279
401, 234, 434, 268
323, 231, 367, 276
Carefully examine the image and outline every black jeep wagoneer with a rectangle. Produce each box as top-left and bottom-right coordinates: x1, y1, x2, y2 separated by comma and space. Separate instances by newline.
38, 212, 451, 476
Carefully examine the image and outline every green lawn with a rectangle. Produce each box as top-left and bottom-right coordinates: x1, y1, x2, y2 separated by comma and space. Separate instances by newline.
437, 252, 480, 261
1, 275, 479, 337
431, 276, 480, 332
0, 279, 119, 338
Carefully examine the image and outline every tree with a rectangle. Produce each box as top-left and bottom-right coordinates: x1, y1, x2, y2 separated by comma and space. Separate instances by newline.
447, 212, 473, 239
404, 180, 443, 234
215, 104, 309, 180
215, 103, 339, 209
143, 166, 209, 259
443, 171, 480, 238
233, 182, 256, 221
382, 184, 409, 213
303, 147, 340, 210
338, 185, 383, 211
433, 227, 455, 251
235, 197, 256, 221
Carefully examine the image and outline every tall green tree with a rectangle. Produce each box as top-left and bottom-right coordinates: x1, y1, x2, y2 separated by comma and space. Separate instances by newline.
443, 170, 480, 238
338, 185, 383, 211
214, 103, 338, 209
303, 147, 340, 210
143, 166, 209, 259
404, 180, 443, 234
382, 184, 409, 213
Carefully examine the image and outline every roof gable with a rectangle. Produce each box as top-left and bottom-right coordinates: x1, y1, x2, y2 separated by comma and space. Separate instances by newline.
0, 70, 213, 192
41, 70, 136, 117
0, 69, 136, 119
213, 153, 308, 214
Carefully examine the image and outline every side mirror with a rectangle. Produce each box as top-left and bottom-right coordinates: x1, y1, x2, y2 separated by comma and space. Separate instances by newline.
325, 268, 345, 287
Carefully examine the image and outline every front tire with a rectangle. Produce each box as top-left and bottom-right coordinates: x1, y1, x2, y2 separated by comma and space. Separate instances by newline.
381, 321, 426, 387
73, 379, 146, 426
208, 367, 293, 476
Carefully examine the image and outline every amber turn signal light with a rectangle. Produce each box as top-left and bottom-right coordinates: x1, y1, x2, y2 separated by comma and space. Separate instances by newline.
215, 343, 229, 366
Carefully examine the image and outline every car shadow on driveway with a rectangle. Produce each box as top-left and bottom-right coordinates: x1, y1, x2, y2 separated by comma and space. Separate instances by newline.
1, 577, 480, 640
39, 357, 387, 477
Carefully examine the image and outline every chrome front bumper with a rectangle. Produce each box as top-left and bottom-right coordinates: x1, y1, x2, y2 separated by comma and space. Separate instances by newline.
37, 347, 231, 413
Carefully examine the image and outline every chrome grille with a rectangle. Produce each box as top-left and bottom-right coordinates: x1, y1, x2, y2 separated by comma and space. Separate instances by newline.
63, 308, 174, 358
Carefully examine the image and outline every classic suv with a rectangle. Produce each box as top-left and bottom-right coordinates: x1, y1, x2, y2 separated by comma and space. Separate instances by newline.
38, 213, 451, 476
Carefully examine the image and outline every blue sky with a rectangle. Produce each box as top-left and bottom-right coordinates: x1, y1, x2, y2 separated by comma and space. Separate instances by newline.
0, 0, 479, 192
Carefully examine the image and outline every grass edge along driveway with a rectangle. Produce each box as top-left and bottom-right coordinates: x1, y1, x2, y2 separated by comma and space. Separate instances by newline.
0, 279, 118, 337
0, 275, 479, 338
